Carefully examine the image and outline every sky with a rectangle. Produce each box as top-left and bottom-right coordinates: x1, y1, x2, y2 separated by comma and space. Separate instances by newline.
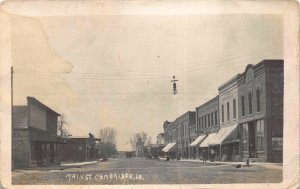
12, 14, 283, 151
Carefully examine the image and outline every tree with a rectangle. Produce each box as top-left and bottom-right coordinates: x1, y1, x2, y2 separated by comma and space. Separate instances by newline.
99, 127, 117, 145
129, 132, 151, 150
57, 114, 71, 138
98, 127, 118, 157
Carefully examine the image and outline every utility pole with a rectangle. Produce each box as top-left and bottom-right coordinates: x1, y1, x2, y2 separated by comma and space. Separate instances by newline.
11, 66, 14, 171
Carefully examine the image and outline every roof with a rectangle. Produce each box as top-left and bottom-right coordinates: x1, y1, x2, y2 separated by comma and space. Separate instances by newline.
196, 96, 219, 110
27, 97, 60, 116
13, 106, 28, 129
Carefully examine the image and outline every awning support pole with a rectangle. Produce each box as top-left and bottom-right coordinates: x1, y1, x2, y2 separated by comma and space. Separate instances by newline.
220, 144, 222, 161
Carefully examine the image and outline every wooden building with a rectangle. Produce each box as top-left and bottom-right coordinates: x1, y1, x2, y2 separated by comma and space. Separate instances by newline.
13, 97, 64, 168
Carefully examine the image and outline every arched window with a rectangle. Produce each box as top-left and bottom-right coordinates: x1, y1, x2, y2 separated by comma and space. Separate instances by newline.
241, 95, 245, 116
248, 92, 253, 114
256, 88, 261, 112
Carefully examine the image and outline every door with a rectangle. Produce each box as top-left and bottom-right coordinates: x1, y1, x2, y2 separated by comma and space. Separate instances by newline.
248, 122, 256, 158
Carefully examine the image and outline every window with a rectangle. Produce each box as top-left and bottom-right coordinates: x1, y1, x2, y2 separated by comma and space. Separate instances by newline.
256, 88, 261, 112
221, 105, 224, 122
248, 92, 253, 114
198, 117, 201, 130
242, 123, 249, 151
227, 102, 230, 121
211, 112, 214, 126
204, 115, 207, 128
233, 99, 236, 119
242, 95, 245, 116
202, 116, 204, 129
215, 111, 218, 125
256, 120, 264, 150
208, 114, 210, 127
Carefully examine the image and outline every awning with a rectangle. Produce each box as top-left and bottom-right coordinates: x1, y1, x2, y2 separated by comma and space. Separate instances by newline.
208, 125, 239, 146
190, 135, 206, 147
162, 142, 176, 152
199, 133, 218, 148
29, 127, 69, 143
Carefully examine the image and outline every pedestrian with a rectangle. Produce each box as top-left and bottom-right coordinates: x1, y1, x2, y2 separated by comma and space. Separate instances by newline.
210, 149, 215, 162
202, 149, 207, 163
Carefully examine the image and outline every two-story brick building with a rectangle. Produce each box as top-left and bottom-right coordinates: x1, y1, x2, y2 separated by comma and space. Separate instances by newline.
162, 121, 177, 159
217, 75, 241, 161
237, 60, 283, 162
196, 96, 220, 160
175, 111, 196, 159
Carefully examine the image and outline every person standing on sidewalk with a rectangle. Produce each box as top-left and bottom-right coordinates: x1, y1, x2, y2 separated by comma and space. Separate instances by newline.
202, 149, 207, 163
210, 149, 215, 162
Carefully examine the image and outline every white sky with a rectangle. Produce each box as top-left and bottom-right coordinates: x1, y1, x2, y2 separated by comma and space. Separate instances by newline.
12, 14, 283, 151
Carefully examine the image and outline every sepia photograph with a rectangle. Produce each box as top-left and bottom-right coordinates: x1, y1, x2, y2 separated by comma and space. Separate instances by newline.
0, 0, 299, 188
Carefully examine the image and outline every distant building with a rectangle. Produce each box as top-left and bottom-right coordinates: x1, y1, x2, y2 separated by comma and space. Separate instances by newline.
13, 97, 64, 168
57, 133, 101, 162
175, 111, 196, 159
196, 96, 220, 160
135, 137, 144, 157
156, 133, 164, 146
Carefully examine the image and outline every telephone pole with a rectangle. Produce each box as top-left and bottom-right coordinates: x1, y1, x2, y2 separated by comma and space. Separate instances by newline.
11, 66, 14, 170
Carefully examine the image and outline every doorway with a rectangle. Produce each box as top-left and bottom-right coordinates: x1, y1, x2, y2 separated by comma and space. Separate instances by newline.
248, 121, 256, 158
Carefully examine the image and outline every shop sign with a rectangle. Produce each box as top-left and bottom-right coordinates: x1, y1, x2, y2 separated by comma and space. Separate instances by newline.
272, 137, 283, 151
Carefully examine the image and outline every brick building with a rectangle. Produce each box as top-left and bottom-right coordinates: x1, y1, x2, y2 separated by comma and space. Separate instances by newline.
13, 97, 64, 168
217, 75, 241, 161
237, 60, 283, 162
196, 96, 220, 160
162, 121, 177, 159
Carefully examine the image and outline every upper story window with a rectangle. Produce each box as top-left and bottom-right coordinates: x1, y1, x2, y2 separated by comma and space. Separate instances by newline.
211, 112, 214, 126
248, 92, 253, 114
208, 114, 211, 127
221, 105, 224, 122
202, 116, 204, 129
241, 95, 245, 116
227, 102, 230, 121
256, 88, 261, 112
214, 111, 218, 125
233, 99, 236, 119
204, 115, 207, 128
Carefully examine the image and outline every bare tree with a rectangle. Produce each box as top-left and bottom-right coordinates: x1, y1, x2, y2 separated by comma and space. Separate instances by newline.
99, 127, 117, 145
147, 136, 152, 145
129, 132, 149, 150
57, 114, 71, 138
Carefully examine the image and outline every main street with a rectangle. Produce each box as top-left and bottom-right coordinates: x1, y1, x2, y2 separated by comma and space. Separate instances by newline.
12, 157, 282, 185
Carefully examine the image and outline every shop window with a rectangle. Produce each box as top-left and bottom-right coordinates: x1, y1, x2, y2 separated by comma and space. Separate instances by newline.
256, 88, 261, 112
242, 123, 249, 151
248, 92, 253, 114
233, 99, 236, 119
215, 111, 218, 125
256, 120, 264, 151
227, 102, 230, 121
221, 105, 224, 122
211, 112, 214, 126
241, 96, 245, 116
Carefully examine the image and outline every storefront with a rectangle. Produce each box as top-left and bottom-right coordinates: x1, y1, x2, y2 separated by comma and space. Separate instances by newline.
162, 142, 177, 160
189, 135, 206, 159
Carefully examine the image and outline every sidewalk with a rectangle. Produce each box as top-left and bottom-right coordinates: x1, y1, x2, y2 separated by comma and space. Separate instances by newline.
159, 157, 282, 170
14, 160, 99, 171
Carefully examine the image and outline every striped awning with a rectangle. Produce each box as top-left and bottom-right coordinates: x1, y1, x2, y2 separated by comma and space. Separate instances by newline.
162, 142, 176, 152
190, 135, 206, 147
